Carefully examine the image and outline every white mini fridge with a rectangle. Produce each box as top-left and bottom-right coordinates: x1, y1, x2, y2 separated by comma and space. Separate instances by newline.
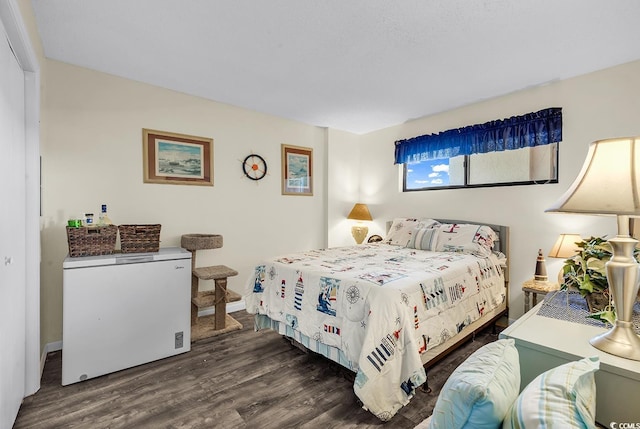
62, 247, 192, 386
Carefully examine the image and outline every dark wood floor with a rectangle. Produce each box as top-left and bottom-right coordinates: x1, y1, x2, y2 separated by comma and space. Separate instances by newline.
14, 311, 500, 429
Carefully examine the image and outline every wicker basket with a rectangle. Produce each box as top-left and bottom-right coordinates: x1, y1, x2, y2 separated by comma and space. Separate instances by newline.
118, 224, 161, 253
66, 225, 118, 257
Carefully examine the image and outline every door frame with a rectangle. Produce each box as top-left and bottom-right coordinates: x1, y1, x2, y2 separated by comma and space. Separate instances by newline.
0, 0, 41, 396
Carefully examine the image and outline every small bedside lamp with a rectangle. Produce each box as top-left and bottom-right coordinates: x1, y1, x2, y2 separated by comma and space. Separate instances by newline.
347, 203, 373, 244
546, 136, 640, 361
548, 233, 582, 283
548, 234, 582, 259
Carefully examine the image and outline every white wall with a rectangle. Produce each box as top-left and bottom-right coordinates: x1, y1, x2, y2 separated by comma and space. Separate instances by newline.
40, 61, 328, 346
334, 59, 640, 320
34, 29, 640, 347
327, 128, 362, 248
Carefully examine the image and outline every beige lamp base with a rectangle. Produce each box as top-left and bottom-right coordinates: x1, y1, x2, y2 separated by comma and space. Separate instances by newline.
351, 226, 368, 244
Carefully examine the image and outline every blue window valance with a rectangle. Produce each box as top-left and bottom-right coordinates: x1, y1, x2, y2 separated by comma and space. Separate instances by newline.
394, 107, 562, 164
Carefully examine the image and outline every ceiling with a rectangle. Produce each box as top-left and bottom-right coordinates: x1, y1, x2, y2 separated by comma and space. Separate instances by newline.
31, 0, 640, 134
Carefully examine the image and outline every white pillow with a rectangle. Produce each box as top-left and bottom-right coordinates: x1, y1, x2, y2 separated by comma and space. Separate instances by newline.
384, 218, 439, 246
428, 339, 520, 429
502, 356, 599, 429
435, 223, 497, 257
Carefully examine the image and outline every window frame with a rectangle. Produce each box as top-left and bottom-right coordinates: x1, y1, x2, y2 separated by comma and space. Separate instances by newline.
402, 145, 559, 192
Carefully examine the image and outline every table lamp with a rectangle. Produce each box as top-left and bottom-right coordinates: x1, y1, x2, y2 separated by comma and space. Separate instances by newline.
546, 136, 640, 361
548, 233, 583, 283
347, 203, 372, 244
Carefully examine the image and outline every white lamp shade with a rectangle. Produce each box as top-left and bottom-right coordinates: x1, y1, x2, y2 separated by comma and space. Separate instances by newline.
546, 137, 640, 215
548, 233, 582, 258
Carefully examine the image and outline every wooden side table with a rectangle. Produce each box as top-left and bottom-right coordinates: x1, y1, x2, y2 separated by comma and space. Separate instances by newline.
522, 279, 560, 312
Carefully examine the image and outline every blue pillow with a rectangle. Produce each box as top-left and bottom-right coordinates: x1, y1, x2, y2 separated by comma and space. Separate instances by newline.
429, 339, 520, 429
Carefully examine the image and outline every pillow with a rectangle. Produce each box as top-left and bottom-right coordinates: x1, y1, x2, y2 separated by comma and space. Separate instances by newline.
384, 218, 439, 246
434, 223, 497, 257
502, 356, 599, 429
407, 226, 439, 251
428, 339, 520, 429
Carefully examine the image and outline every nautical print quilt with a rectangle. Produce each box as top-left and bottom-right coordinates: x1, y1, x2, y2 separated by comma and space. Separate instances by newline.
244, 243, 506, 421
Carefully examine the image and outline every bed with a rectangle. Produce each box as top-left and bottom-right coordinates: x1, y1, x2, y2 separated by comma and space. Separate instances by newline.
244, 218, 509, 421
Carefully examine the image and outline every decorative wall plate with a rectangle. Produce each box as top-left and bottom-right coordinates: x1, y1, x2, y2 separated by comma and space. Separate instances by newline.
242, 154, 267, 181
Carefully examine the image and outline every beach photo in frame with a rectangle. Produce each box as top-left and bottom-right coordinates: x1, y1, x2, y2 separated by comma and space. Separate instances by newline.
281, 144, 313, 196
142, 129, 213, 186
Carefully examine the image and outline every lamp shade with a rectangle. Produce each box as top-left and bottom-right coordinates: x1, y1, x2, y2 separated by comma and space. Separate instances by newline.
347, 203, 373, 221
545, 137, 640, 216
546, 136, 640, 361
548, 233, 582, 258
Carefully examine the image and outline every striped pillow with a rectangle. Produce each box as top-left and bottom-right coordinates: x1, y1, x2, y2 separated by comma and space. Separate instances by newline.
407, 227, 439, 251
502, 356, 599, 428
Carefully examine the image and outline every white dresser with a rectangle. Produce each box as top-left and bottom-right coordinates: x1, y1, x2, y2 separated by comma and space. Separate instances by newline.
62, 247, 191, 386
500, 301, 640, 426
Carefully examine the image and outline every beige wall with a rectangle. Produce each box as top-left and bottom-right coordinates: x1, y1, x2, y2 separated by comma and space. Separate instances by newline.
40, 58, 640, 347
23, 0, 640, 346
335, 59, 640, 320
40, 61, 329, 346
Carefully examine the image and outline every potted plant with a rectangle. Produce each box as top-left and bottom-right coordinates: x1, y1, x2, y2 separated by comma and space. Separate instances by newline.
561, 236, 613, 317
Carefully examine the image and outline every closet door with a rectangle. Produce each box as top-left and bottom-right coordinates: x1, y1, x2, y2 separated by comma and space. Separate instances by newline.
0, 27, 26, 428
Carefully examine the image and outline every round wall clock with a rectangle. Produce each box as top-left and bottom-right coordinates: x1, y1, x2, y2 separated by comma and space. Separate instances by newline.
242, 154, 267, 181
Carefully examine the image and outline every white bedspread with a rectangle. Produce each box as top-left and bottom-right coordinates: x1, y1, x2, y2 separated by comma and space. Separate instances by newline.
244, 243, 506, 421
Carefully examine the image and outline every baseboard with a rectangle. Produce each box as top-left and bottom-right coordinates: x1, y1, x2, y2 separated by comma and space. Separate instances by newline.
40, 340, 63, 376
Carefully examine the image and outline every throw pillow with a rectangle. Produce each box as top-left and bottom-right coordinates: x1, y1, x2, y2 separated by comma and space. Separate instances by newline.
385, 218, 439, 246
502, 356, 599, 429
407, 227, 439, 251
428, 338, 520, 429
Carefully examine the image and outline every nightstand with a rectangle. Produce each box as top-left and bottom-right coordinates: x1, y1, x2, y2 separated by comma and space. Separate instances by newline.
522, 279, 560, 312
500, 301, 640, 427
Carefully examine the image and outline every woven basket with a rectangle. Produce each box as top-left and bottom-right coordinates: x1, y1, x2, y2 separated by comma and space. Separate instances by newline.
119, 224, 161, 253
66, 225, 118, 257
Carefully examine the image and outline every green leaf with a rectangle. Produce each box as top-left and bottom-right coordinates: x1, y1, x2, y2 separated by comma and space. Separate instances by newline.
586, 258, 607, 275
579, 274, 595, 293
587, 308, 616, 326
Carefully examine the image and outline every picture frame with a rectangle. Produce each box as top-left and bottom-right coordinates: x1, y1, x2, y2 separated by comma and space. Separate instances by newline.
142, 129, 213, 186
281, 144, 313, 196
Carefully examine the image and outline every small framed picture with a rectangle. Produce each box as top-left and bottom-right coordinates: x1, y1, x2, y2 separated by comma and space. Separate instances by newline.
142, 129, 213, 186
281, 144, 313, 196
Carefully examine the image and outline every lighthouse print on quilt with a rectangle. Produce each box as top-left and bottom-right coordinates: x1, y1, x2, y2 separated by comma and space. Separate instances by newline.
317, 277, 340, 316
294, 271, 304, 310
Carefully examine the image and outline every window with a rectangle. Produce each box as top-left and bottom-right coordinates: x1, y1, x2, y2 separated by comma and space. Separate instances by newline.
396, 108, 562, 192
403, 144, 558, 191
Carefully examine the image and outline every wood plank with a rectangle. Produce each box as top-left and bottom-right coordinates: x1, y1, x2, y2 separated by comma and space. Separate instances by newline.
15, 310, 503, 428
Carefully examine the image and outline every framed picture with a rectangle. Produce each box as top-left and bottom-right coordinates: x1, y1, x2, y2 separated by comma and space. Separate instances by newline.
281, 144, 313, 196
142, 129, 213, 186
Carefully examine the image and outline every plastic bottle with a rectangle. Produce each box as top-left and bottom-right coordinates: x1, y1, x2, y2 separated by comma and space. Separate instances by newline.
85, 213, 94, 226
98, 204, 112, 226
